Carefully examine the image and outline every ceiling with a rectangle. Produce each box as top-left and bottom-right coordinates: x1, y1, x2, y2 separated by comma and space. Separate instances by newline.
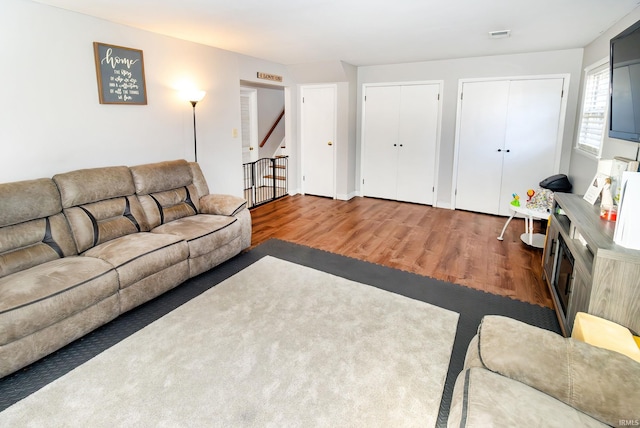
34, 0, 640, 66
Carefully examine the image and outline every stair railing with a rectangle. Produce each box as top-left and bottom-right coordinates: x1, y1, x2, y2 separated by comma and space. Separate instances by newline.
259, 109, 285, 148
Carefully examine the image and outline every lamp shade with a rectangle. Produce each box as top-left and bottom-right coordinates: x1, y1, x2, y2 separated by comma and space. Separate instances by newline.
181, 89, 206, 103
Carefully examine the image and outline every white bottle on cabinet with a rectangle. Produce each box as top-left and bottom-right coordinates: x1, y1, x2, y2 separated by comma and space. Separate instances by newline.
614, 171, 640, 250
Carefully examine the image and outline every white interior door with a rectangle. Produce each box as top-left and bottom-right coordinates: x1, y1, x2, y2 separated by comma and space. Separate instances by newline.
499, 79, 564, 215
396, 84, 440, 205
301, 85, 336, 198
454, 80, 510, 214
362, 85, 401, 200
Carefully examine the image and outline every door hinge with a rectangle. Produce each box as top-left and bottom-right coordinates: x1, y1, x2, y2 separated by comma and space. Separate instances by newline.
364, 95, 367, 101
362, 178, 365, 184
437, 94, 440, 101
432, 186, 435, 192
460, 92, 463, 100
561, 89, 564, 98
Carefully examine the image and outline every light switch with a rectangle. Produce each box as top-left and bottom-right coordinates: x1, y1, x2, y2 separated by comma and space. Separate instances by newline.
232, 128, 239, 138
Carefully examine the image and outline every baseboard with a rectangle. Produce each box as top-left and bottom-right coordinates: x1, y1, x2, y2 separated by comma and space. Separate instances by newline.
435, 201, 452, 209
336, 191, 357, 201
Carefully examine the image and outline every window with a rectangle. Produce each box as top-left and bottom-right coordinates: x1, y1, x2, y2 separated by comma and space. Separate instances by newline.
576, 60, 610, 156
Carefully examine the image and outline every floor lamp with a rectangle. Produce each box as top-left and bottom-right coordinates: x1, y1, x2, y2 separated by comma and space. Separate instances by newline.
185, 90, 206, 162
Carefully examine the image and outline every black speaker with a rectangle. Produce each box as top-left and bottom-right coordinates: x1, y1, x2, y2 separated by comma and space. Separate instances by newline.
539, 174, 572, 192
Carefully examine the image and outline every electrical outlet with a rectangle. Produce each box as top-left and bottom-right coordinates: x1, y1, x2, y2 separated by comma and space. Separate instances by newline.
232, 128, 238, 138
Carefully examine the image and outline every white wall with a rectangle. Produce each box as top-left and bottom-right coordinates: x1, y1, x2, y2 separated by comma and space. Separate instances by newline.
336, 62, 358, 200
7, 0, 637, 207
0, 0, 295, 197
358, 49, 584, 208
568, 8, 640, 195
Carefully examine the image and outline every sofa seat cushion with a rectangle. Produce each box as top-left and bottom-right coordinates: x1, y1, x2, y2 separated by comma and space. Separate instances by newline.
448, 368, 607, 427
0, 256, 117, 345
83, 232, 189, 289
150, 215, 238, 259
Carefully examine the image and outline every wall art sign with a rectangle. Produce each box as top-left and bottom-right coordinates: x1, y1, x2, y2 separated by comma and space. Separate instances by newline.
93, 42, 147, 105
257, 72, 283, 82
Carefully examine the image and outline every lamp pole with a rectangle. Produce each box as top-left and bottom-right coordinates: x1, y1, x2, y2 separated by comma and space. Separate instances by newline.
191, 100, 198, 162
184, 90, 205, 163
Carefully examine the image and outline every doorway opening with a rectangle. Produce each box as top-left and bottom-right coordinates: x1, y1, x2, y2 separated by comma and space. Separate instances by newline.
240, 82, 287, 207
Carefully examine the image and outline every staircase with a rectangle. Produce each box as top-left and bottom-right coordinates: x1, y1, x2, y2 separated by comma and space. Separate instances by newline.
243, 156, 288, 208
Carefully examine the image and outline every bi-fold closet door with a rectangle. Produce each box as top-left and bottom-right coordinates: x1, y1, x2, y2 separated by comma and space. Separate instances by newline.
453, 77, 566, 216
362, 83, 440, 205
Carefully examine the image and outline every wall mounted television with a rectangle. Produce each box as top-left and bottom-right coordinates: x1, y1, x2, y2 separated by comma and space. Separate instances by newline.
610, 18, 640, 143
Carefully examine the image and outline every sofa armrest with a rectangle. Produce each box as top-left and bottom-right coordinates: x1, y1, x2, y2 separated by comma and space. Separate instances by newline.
477, 315, 640, 427
199, 194, 247, 217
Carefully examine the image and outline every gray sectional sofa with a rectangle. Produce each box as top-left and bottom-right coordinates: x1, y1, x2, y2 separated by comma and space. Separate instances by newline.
448, 316, 640, 427
0, 159, 251, 378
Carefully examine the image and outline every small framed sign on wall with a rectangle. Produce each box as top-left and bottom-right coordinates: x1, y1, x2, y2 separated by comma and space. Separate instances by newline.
93, 42, 147, 105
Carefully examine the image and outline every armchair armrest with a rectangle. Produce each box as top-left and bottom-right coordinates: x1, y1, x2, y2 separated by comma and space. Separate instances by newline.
477, 315, 640, 427
199, 194, 247, 217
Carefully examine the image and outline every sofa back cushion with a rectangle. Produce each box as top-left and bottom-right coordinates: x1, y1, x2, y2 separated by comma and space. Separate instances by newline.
53, 166, 149, 254
130, 160, 201, 229
189, 162, 210, 198
0, 178, 77, 278
477, 315, 640, 427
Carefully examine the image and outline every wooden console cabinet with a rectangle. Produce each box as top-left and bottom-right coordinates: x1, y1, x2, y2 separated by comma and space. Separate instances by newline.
542, 192, 640, 336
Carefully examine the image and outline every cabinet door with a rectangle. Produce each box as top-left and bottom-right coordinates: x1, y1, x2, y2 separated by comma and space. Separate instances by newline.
542, 219, 559, 285
362, 85, 401, 200
499, 79, 564, 216
455, 81, 510, 214
396, 84, 440, 205
566, 261, 592, 335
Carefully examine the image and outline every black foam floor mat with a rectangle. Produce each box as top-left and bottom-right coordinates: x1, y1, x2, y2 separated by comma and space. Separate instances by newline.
0, 239, 560, 427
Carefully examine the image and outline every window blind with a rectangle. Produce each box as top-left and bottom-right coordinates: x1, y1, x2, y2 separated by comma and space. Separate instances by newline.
577, 64, 610, 156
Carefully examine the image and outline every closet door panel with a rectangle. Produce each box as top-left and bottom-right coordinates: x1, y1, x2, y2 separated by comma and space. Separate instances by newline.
396, 84, 440, 205
499, 79, 564, 215
455, 81, 510, 214
363, 86, 401, 200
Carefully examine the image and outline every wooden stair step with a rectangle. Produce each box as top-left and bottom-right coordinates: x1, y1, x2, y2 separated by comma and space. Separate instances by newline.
264, 174, 286, 180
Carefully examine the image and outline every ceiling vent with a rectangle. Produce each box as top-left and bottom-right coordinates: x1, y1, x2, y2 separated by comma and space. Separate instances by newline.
489, 30, 511, 39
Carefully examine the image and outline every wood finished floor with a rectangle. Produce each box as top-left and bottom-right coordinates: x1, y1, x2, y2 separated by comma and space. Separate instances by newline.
250, 195, 553, 308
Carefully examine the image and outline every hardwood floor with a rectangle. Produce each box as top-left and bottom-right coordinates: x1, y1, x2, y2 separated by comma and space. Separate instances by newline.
250, 195, 553, 308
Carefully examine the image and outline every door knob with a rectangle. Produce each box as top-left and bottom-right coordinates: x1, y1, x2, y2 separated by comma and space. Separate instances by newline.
497, 149, 502, 152
249, 147, 254, 151
327, 142, 333, 146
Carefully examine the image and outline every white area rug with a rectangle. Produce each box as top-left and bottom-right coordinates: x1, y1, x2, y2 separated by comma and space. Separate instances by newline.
0, 256, 458, 427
